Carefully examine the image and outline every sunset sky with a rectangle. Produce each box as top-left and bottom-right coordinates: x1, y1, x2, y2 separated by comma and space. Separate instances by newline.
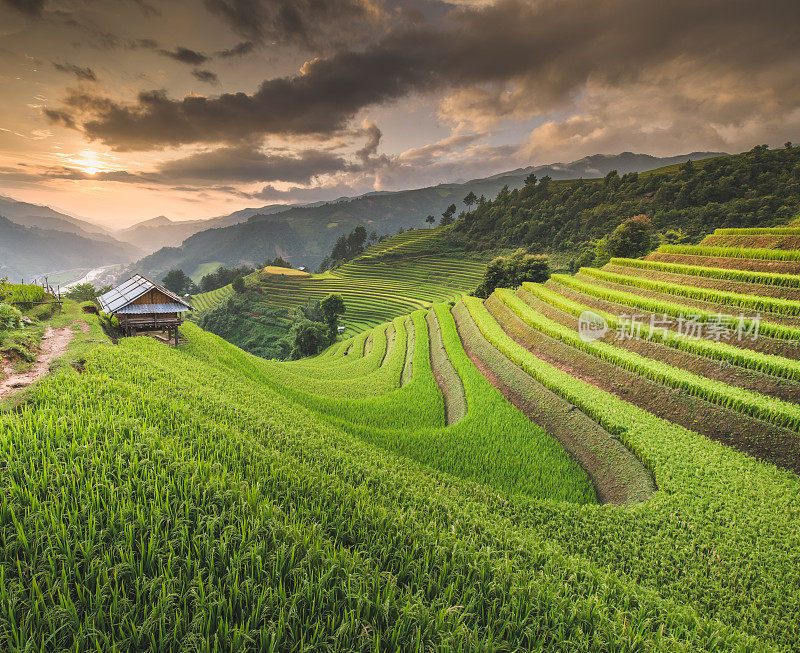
0, 0, 798, 228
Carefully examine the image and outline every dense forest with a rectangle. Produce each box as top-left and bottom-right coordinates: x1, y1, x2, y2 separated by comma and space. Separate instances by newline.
453, 144, 800, 255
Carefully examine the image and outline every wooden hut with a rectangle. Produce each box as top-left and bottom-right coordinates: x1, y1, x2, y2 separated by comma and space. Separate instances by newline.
97, 275, 193, 345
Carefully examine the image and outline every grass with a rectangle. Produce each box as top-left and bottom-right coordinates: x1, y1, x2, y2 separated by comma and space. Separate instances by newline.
191, 231, 489, 334
713, 227, 800, 235
495, 287, 800, 432
190, 261, 223, 283
191, 284, 234, 311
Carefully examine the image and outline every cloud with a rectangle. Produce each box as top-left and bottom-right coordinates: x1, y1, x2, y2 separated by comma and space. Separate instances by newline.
43, 0, 800, 153
156, 144, 349, 183
158, 46, 209, 65
202, 0, 385, 49
355, 121, 382, 162
52, 62, 97, 82
252, 182, 361, 202
217, 40, 255, 58
0, 0, 45, 17
191, 69, 220, 85
128, 38, 159, 50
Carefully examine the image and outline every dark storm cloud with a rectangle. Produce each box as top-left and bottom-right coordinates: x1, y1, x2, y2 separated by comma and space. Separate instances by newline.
44, 0, 800, 151
157, 145, 349, 183
202, 0, 381, 49
1, 0, 45, 16
217, 40, 255, 58
52, 62, 97, 82
158, 46, 209, 65
191, 69, 220, 85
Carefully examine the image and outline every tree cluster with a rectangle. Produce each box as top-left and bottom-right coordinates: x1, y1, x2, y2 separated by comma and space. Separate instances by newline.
64, 282, 113, 303
318, 227, 384, 271
286, 293, 346, 358
199, 265, 256, 293
453, 145, 800, 261
197, 291, 346, 361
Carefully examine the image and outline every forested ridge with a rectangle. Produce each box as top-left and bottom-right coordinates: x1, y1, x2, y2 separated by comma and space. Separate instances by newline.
453, 144, 800, 253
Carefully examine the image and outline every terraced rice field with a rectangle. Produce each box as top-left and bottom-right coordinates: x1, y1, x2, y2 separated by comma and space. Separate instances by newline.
191, 283, 233, 311
191, 229, 488, 333
2, 227, 799, 649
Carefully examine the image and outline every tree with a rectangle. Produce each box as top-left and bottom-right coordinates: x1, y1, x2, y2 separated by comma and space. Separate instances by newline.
162, 269, 195, 295
786, 142, 793, 150
232, 275, 246, 293
524, 173, 537, 186
320, 293, 346, 340
594, 214, 654, 266
330, 234, 349, 261
603, 170, 621, 191
64, 283, 99, 302
288, 319, 329, 359
473, 250, 550, 299
660, 228, 692, 245
463, 191, 477, 211
440, 204, 457, 226
347, 225, 367, 257
425, 214, 436, 227
269, 257, 291, 268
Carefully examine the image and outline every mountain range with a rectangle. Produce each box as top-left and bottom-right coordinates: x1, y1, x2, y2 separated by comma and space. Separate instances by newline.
0, 151, 723, 281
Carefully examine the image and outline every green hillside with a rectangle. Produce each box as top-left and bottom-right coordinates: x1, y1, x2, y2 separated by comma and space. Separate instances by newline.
3, 220, 800, 648
192, 228, 491, 335
454, 144, 800, 255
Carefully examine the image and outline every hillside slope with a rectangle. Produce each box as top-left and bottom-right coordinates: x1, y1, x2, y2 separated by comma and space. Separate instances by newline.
2, 223, 799, 647
0, 194, 110, 237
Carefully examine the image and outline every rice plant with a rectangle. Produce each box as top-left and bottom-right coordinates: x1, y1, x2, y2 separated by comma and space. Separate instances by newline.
522, 281, 800, 381
494, 287, 800, 431
658, 244, 800, 261
552, 273, 800, 341
579, 266, 800, 316
609, 257, 800, 288
1, 302, 800, 649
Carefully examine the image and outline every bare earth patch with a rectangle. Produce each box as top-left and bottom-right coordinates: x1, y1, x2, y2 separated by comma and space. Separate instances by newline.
0, 325, 78, 398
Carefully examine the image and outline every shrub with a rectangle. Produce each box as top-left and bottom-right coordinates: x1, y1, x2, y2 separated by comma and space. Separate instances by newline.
473, 249, 549, 298
0, 304, 23, 330
65, 283, 99, 302
29, 302, 58, 321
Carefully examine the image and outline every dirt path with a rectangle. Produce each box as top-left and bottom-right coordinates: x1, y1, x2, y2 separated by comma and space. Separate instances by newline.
0, 325, 78, 398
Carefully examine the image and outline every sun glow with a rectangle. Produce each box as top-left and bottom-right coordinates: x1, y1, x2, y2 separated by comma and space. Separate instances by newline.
68, 149, 109, 176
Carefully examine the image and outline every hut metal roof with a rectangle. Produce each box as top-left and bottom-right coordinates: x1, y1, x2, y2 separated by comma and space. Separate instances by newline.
97, 274, 194, 314
115, 302, 194, 314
